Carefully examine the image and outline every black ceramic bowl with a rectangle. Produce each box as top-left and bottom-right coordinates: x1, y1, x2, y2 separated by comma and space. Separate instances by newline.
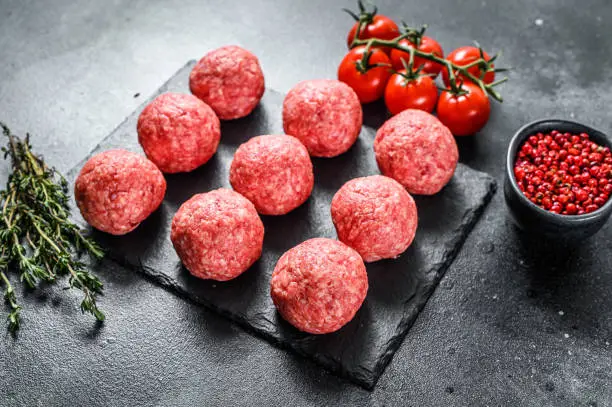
504, 119, 612, 241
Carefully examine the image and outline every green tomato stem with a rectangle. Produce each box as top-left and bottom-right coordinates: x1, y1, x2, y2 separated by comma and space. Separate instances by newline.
352, 36, 506, 102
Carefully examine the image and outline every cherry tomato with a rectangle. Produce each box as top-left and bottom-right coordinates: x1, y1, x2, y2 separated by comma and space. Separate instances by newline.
338, 46, 392, 104
390, 37, 444, 76
347, 15, 400, 54
384, 72, 438, 115
436, 81, 491, 136
442, 46, 495, 86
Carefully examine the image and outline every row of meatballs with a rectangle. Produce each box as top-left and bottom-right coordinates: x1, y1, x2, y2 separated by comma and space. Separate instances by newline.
74, 45, 459, 334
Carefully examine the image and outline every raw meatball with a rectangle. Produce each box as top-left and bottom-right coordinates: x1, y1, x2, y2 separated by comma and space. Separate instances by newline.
270, 238, 368, 334
74, 149, 166, 236
282, 79, 362, 158
229, 135, 314, 215
171, 188, 264, 281
189, 45, 265, 120
374, 109, 458, 195
331, 175, 418, 262
137, 92, 220, 173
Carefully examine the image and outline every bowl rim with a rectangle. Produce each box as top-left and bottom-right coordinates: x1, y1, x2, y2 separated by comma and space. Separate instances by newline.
506, 118, 612, 223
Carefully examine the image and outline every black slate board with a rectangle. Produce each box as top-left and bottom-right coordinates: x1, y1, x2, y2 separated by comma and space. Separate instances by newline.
68, 61, 496, 390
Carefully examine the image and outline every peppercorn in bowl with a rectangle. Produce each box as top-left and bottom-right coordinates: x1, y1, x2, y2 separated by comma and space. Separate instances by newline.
504, 119, 612, 241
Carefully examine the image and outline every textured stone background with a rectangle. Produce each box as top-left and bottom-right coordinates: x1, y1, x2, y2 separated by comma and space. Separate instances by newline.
0, 0, 610, 405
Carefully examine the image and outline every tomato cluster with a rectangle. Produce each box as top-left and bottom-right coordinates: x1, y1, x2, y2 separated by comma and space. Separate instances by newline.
337, 2, 502, 136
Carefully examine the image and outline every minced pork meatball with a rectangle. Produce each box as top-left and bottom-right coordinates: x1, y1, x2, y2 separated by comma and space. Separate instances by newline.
137, 92, 220, 173
270, 238, 368, 334
74, 149, 166, 235
374, 109, 458, 195
229, 135, 314, 215
189, 45, 265, 120
331, 175, 418, 262
282, 79, 362, 157
170, 188, 264, 281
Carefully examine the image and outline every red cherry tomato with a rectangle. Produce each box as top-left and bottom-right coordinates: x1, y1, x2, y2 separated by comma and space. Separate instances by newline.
436, 81, 491, 136
390, 37, 444, 76
347, 15, 400, 54
442, 46, 495, 86
384, 72, 438, 115
338, 46, 392, 104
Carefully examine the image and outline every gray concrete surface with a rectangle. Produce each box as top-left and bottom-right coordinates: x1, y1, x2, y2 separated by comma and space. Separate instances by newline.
0, 0, 610, 405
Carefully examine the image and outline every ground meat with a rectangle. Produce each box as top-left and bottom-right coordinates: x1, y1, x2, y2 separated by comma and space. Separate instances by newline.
229, 135, 314, 215
189, 45, 265, 120
331, 175, 418, 262
270, 238, 368, 334
282, 79, 362, 158
374, 109, 458, 195
74, 149, 166, 235
137, 92, 220, 173
170, 188, 264, 281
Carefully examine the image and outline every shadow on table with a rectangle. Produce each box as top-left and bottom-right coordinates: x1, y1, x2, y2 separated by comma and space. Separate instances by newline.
220, 103, 271, 146
508, 223, 609, 339
362, 99, 389, 130
456, 135, 481, 167
511, 227, 582, 277
279, 308, 373, 398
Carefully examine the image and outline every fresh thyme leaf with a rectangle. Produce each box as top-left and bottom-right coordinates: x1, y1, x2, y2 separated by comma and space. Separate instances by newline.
0, 123, 105, 332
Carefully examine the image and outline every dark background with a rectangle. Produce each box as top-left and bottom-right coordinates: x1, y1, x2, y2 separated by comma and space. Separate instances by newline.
0, 0, 610, 406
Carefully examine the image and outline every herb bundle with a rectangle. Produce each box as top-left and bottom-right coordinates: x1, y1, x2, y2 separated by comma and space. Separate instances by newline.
0, 123, 104, 332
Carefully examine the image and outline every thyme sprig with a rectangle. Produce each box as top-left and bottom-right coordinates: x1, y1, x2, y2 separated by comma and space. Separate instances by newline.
0, 123, 105, 332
